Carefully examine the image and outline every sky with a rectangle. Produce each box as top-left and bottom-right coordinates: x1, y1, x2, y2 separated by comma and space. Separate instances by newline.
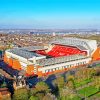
0, 0, 100, 29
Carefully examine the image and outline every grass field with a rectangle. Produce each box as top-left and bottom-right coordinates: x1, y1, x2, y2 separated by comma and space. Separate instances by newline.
74, 78, 92, 88
96, 64, 100, 67
60, 95, 81, 100
78, 86, 99, 97
94, 92, 100, 97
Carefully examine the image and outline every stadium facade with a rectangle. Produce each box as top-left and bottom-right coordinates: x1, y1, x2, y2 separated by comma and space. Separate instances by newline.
3, 38, 100, 77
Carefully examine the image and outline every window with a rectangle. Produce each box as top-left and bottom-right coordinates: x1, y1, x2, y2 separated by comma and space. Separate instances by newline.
83, 61, 86, 64
76, 63, 80, 66
72, 64, 74, 66
53, 69, 55, 71
80, 62, 82, 65
48, 69, 50, 72
64, 66, 66, 68
67, 66, 69, 68
45, 70, 48, 73
51, 69, 53, 72
56, 67, 59, 70
66, 65, 69, 68
62, 66, 64, 69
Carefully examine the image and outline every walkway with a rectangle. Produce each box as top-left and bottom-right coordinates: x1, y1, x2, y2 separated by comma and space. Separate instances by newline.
0, 69, 14, 80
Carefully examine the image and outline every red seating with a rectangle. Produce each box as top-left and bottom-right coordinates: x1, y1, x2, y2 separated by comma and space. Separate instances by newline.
36, 50, 47, 55
47, 45, 87, 57
36, 45, 87, 57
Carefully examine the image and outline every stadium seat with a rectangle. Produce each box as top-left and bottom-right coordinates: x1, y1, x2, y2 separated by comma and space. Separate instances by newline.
36, 45, 87, 57
47, 45, 87, 57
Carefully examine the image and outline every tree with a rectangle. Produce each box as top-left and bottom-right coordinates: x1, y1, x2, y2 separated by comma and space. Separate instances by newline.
13, 88, 28, 100
35, 81, 50, 94
36, 92, 44, 100
43, 93, 57, 100
66, 80, 75, 90
93, 76, 100, 90
30, 82, 50, 100
67, 75, 76, 90
60, 87, 76, 100
30, 88, 38, 96
95, 68, 100, 76
29, 96, 39, 100
53, 76, 65, 89
67, 75, 75, 81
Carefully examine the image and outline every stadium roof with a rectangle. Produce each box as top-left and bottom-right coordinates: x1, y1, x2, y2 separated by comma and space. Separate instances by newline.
9, 48, 45, 59
50, 38, 90, 51
51, 38, 94, 43
37, 54, 86, 67
20, 46, 47, 51
75, 45, 87, 50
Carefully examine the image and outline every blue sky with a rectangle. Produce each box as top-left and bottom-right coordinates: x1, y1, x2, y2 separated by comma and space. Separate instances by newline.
0, 0, 100, 29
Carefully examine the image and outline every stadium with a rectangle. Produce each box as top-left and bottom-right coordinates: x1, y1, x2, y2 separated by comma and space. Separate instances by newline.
3, 38, 100, 77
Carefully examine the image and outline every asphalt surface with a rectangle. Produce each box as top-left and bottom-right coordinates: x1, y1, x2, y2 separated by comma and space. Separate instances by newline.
0, 61, 19, 77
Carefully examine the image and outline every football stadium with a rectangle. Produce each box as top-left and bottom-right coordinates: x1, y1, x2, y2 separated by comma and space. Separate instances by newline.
3, 38, 100, 77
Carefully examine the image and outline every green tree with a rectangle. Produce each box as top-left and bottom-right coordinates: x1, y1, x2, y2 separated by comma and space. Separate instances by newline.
43, 93, 57, 100
53, 76, 65, 89
67, 80, 75, 90
30, 88, 38, 96
67, 75, 75, 81
60, 87, 76, 100
67, 75, 76, 89
35, 81, 50, 94
13, 88, 28, 100
93, 76, 100, 90
29, 96, 39, 100
36, 92, 45, 100
30, 82, 50, 100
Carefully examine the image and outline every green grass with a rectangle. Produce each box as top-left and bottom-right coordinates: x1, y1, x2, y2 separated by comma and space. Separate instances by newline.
29, 96, 39, 100
94, 92, 100, 97
96, 64, 100, 67
74, 78, 92, 88
78, 86, 99, 97
91, 92, 100, 97
60, 95, 81, 100
88, 92, 100, 100
71, 96, 81, 100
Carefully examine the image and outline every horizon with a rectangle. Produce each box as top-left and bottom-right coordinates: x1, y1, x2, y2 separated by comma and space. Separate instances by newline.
0, 0, 100, 29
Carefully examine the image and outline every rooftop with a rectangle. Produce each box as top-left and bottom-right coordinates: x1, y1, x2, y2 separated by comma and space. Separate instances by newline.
9, 48, 45, 59
37, 54, 87, 67
20, 46, 47, 51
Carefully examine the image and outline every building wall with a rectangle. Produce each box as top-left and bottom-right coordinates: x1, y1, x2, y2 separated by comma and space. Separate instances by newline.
38, 57, 91, 77
5, 51, 34, 70
5, 51, 31, 64
3, 40, 98, 77
92, 47, 100, 61
4, 50, 92, 77
4, 51, 36, 76
26, 65, 34, 76
87, 40, 97, 55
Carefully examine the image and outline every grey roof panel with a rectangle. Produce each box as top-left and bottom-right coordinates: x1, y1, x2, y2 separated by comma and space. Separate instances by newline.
10, 48, 44, 59
21, 46, 47, 51
76, 45, 87, 50
37, 54, 86, 66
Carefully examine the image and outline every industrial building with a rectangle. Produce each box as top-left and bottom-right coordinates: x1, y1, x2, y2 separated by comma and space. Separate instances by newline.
3, 38, 100, 77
